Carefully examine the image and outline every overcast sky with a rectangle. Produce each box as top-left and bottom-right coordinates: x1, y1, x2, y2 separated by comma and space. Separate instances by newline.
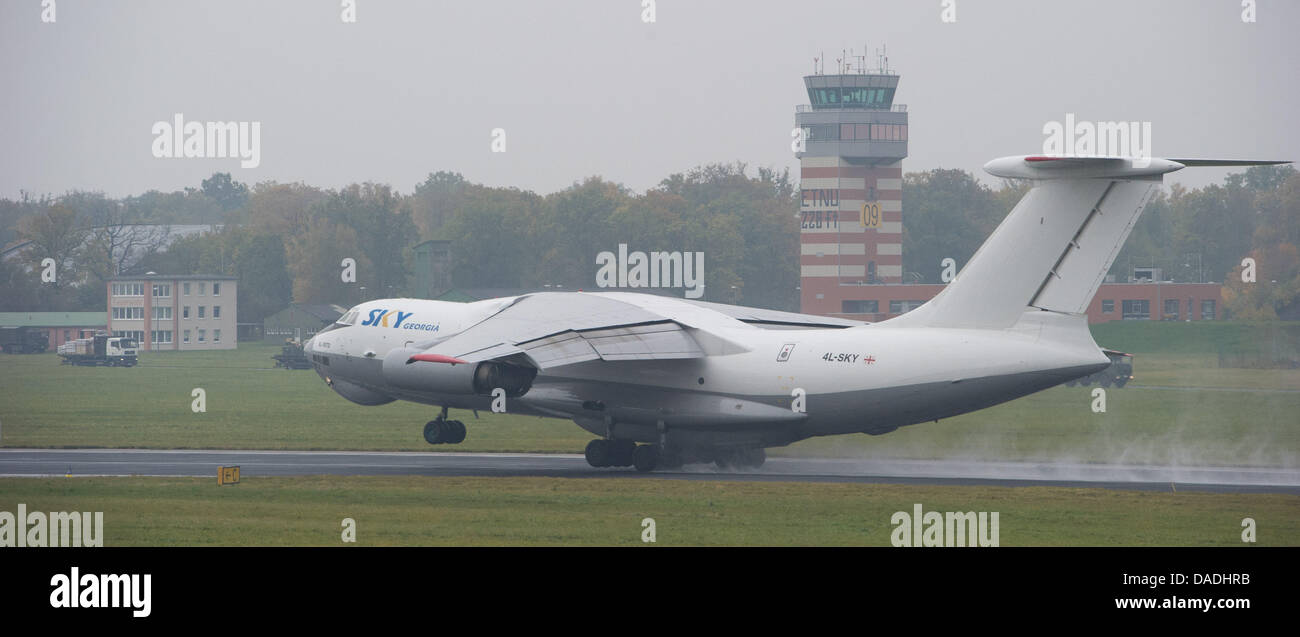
2, 0, 1296, 200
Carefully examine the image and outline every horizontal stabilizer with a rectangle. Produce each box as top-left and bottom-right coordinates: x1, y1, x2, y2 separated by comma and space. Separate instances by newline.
1168, 159, 1291, 167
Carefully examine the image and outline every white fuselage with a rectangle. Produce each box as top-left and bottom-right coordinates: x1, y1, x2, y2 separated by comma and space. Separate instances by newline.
306, 293, 1108, 449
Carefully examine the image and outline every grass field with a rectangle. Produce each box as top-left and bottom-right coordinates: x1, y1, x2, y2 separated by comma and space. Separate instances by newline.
1, 323, 1297, 466
2, 322, 1296, 547
1, 475, 1294, 546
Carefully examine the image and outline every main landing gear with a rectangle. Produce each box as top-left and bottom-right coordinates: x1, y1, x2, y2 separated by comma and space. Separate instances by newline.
424, 407, 466, 445
584, 440, 677, 472
583, 440, 766, 473
713, 447, 766, 471
584, 439, 637, 469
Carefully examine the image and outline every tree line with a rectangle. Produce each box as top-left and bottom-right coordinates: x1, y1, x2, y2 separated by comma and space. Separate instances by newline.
1, 162, 1296, 322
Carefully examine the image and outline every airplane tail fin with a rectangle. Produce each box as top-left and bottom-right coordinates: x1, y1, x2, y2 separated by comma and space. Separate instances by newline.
884, 156, 1290, 330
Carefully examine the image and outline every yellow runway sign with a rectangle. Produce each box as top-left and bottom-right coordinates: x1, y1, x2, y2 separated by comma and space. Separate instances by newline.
217, 465, 240, 486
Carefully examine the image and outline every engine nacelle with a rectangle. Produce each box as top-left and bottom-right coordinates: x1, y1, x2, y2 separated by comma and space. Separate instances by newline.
381, 348, 536, 397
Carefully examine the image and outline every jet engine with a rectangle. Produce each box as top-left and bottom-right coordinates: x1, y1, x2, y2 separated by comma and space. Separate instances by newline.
381, 348, 536, 397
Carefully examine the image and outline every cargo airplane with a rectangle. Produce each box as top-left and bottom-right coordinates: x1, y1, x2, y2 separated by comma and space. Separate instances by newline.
305, 155, 1286, 471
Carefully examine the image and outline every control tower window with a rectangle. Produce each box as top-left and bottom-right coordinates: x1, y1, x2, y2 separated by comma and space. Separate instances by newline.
810, 87, 896, 108
805, 124, 838, 141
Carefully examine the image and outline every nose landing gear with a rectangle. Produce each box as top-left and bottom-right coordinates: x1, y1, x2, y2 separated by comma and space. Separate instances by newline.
424, 407, 466, 445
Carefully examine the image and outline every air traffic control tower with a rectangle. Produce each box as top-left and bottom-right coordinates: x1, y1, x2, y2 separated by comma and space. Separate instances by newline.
795, 52, 908, 317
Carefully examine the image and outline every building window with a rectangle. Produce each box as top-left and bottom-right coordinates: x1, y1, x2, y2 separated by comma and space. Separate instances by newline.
214, 329, 221, 343
889, 300, 925, 314
842, 300, 879, 314
198, 329, 206, 343
112, 282, 144, 296
867, 261, 877, 283
112, 307, 144, 320
152, 283, 171, 297
152, 306, 172, 320
1201, 300, 1216, 320
1102, 299, 1115, 313
1121, 299, 1150, 320
213, 306, 221, 319
198, 306, 206, 319
199, 282, 206, 296
183, 306, 190, 319
183, 330, 190, 343
151, 330, 172, 344
183, 282, 191, 295
1163, 299, 1180, 320
63, 329, 70, 341
213, 282, 221, 296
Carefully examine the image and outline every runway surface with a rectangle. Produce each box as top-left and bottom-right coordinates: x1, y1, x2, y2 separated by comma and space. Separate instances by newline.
1, 448, 1297, 493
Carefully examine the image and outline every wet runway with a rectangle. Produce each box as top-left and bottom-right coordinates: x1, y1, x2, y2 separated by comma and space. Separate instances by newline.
1, 448, 1297, 493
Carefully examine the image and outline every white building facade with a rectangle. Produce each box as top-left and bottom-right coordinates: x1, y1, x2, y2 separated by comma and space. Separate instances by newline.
107, 274, 238, 351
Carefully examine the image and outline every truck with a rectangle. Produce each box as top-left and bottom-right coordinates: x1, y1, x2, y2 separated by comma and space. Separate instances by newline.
0, 327, 50, 354
57, 333, 138, 367
272, 339, 312, 369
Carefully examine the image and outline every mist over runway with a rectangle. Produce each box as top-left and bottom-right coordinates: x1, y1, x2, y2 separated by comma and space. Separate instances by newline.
1, 449, 1296, 494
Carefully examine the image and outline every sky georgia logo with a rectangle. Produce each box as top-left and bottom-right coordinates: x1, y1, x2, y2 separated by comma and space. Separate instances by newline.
0, 504, 103, 547
150, 113, 261, 168
360, 309, 439, 331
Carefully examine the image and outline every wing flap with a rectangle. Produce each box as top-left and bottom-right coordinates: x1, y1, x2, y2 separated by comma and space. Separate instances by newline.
419, 293, 709, 369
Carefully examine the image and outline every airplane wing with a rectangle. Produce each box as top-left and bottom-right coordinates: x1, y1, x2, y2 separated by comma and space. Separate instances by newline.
410, 293, 713, 369
679, 299, 866, 328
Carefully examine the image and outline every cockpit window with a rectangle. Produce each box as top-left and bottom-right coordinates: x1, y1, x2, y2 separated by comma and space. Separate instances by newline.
317, 307, 361, 335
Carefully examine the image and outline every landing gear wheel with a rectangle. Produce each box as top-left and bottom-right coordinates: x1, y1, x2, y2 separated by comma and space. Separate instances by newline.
735, 448, 766, 470
657, 449, 683, 471
423, 420, 447, 445
585, 440, 612, 468
632, 445, 659, 473
713, 449, 735, 471
445, 420, 467, 444
610, 440, 636, 467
